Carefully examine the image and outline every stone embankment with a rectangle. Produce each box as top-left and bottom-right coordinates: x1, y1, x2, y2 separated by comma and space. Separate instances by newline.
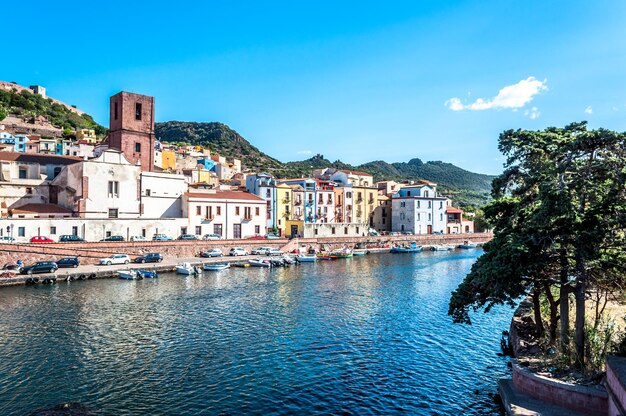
0, 233, 491, 286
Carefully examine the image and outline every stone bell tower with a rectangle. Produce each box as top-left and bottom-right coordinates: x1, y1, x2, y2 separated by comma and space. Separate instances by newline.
108, 91, 155, 172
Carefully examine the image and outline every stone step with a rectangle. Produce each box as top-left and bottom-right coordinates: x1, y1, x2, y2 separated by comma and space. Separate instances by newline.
498, 378, 589, 416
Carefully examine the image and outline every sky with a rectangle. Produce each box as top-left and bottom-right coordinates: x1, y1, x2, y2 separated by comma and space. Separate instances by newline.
4, 0, 626, 174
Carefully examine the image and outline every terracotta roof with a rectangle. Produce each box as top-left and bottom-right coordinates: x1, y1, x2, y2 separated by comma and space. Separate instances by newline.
184, 191, 265, 202
446, 207, 463, 214
0, 152, 82, 165
10, 203, 73, 214
339, 169, 372, 176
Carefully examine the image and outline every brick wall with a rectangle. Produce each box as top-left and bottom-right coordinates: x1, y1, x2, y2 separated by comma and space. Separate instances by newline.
511, 361, 608, 415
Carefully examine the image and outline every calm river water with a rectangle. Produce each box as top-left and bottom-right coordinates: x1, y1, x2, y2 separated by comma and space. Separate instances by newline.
0, 250, 511, 415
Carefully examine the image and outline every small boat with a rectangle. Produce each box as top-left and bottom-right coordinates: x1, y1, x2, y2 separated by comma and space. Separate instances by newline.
390, 242, 423, 253
231, 262, 250, 268
329, 248, 353, 259
249, 259, 271, 267
118, 270, 140, 280
176, 262, 199, 275
281, 255, 296, 265
352, 249, 367, 256
137, 270, 158, 278
203, 263, 230, 271
431, 245, 454, 251
296, 254, 317, 262
458, 241, 477, 249
317, 254, 334, 260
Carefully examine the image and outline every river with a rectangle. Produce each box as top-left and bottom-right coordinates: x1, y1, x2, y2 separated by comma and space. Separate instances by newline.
0, 249, 510, 415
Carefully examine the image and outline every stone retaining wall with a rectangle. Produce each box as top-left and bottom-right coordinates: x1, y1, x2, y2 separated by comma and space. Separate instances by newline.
0, 233, 492, 266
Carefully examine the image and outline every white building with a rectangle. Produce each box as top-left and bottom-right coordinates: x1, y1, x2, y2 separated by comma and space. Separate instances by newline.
183, 190, 266, 239
140, 171, 187, 218
391, 184, 447, 234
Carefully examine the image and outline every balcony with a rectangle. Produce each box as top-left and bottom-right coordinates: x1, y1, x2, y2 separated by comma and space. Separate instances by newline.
283, 211, 291, 218
356, 197, 363, 204
243, 216, 252, 222
295, 200, 302, 206
282, 198, 291, 204
203, 215, 215, 222
368, 199, 374, 205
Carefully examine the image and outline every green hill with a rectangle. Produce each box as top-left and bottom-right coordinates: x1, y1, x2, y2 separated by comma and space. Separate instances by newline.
155, 121, 494, 207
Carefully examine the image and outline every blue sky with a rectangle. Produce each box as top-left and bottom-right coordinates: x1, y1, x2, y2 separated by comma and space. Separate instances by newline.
4, 1, 626, 174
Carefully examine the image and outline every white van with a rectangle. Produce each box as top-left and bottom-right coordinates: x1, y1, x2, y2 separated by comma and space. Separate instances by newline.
130, 235, 147, 242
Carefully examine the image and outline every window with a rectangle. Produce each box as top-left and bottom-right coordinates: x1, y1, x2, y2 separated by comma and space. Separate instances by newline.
265, 189, 271, 198
216, 206, 221, 215
53, 167, 62, 178
114, 102, 118, 120
417, 201, 420, 208
142, 228, 146, 237
19, 168, 27, 179
331, 227, 336, 235
135, 103, 142, 120
196, 206, 201, 215
428, 201, 432, 208
255, 225, 260, 234
26, 187, 32, 194
440, 201, 443, 209
72, 226, 78, 236
418, 213, 421, 220
206, 206, 213, 219
233, 224, 241, 239
108, 181, 119, 198
440, 213, 443, 221
181, 227, 187, 235
346, 192, 352, 198
214, 224, 222, 236
50, 226, 56, 235
424, 190, 430, 198
235, 207, 240, 215
18, 227, 25, 237
255, 207, 260, 216
135, 142, 141, 153
108, 209, 119, 219
356, 227, 360, 234
428, 213, 432, 221
195, 226, 202, 235
244, 207, 252, 219
314, 228, 318, 235
382, 218, 386, 225
400, 201, 405, 207
407, 191, 411, 196
344, 227, 348, 235
146, 189, 151, 196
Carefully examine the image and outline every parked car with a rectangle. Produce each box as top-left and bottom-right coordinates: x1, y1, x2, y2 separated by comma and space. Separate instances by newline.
101, 235, 125, 242
30, 236, 54, 243
0, 236, 15, 243
432, 231, 444, 235
178, 234, 199, 240
59, 235, 85, 243
202, 233, 223, 241
265, 233, 280, 239
267, 248, 283, 256
245, 235, 266, 240
56, 257, 80, 268
229, 247, 249, 256
99, 254, 130, 265
134, 253, 163, 263
251, 246, 273, 255
130, 235, 147, 242
200, 248, 223, 258
152, 234, 173, 241
20, 261, 58, 274
2, 263, 22, 273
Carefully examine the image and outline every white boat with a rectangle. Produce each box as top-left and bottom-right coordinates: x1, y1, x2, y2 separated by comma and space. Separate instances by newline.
281, 255, 296, 265
203, 263, 230, 271
249, 259, 271, 267
431, 245, 454, 251
296, 254, 317, 262
176, 262, 200, 275
118, 270, 139, 280
458, 241, 478, 249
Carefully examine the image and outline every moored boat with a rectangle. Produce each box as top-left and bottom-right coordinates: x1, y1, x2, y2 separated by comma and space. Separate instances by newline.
390, 242, 423, 253
458, 241, 477, 249
352, 249, 367, 256
431, 245, 454, 251
249, 259, 271, 267
203, 263, 230, 271
176, 262, 200, 275
296, 254, 317, 262
329, 248, 353, 259
231, 262, 250, 268
118, 270, 140, 280
137, 270, 158, 278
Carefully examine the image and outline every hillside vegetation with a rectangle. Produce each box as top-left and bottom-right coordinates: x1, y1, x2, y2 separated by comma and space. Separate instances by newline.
156, 121, 494, 206
0, 88, 106, 137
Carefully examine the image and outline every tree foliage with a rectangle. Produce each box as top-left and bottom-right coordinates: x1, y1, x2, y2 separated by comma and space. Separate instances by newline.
449, 122, 626, 368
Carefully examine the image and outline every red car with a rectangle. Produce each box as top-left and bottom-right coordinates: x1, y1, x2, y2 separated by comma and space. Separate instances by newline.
30, 236, 55, 243
245, 235, 266, 240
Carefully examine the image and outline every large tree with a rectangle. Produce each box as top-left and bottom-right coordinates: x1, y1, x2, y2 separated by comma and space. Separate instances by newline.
449, 122, 626, 367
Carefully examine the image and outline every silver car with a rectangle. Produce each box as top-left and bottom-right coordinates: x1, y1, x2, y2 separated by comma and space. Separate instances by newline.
99, 254, 131, 265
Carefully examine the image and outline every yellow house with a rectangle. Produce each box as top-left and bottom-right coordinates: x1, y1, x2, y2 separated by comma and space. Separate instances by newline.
75, 129, 97, 144
161, 150, 176, 170
284, 184, 305, 237
352, 185, 378, 226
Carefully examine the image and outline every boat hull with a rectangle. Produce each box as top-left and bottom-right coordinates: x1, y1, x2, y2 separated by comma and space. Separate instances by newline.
204, 263, 230, 271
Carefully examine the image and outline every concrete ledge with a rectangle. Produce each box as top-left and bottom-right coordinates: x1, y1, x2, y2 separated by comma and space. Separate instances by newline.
499, 378, 588, 416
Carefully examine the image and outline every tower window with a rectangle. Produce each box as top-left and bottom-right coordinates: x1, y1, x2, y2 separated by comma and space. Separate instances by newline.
135, 143, 141, 153
114, 102, 118, 120
135, 103, 142, 120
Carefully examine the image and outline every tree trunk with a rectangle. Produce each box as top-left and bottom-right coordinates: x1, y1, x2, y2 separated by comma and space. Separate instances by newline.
574, 281, 586, 368
532, 289, 544, 338
559, 243, 570, 352
544, 283, 559, 346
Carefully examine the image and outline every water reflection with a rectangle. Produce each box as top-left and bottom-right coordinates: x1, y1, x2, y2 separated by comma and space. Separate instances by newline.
0, 250, 510, 415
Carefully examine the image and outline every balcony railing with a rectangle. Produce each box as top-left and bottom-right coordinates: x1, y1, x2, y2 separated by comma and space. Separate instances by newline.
203, 215, 215, 221
243, 216, 252, 221
283, 198, 291, 203
356, 197, 363, 204
368, 199, 374, 205
295, 200, 302, 206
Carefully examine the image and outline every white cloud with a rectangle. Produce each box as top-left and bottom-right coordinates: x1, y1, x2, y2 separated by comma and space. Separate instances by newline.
584, 106, 593, 114
524, 107, 540, 119
296, 150, 312, 155
445, 77, 548, 111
